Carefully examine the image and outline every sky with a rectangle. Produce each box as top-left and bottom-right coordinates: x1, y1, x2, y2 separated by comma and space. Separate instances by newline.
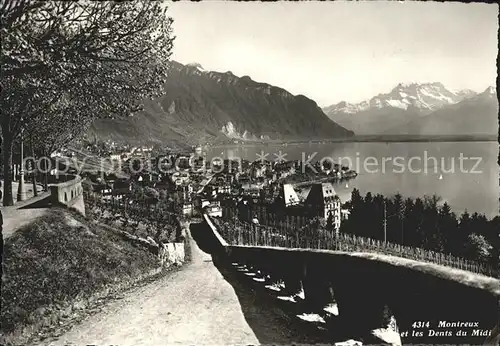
166, 1, 498, 107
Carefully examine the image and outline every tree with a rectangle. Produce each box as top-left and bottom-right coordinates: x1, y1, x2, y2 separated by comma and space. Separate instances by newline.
1, 1, 175, 205
171, 191, 183, 215
348, 188, 363, 211
301, 216, 325, 245
144, 187, 160, 205
455, 210, 473, 256
340, 188, 364, 236
25, 94, 96, 190
337, 189, 498, 267
486, 216, 500, 267
326, 212, 335, 233
159, 189, 169, 200
402, 197, 415, 245
407, 197, 425, 247
437, 202, 458, 253
131, 185, 146, 203
0, 135, 2, 234
148, 199, 179, 245
131, 185, 160, 206
392, 193, 405, 244
466, 233, 493, 263
364, 191, 373, 205
421, 195, 443, 251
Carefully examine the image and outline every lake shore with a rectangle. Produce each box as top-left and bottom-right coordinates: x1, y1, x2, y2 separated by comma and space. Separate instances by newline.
206, 134, 497, 148
205, 141, 498, 219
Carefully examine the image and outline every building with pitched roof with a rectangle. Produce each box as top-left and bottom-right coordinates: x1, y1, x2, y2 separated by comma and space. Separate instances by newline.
304, 182, 341, 230
281, 183, 300, 207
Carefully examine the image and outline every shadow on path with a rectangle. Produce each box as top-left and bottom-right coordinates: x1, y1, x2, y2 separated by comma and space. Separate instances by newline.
18, 195, 53, 209
190, 221, 225, 257
2, 193, 52, 238
190, 221, 333, 345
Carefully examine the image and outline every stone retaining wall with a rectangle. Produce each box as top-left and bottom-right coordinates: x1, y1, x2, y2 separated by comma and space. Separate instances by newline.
50, 175, 85, 215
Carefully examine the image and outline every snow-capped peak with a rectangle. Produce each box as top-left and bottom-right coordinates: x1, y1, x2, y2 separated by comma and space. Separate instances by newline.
484, 86, 496, 95
475, 86, 497, 100
393, 83, 412, 93
396, 82, 413, 88
324, 82, 478, 116
323, 100, 370, 114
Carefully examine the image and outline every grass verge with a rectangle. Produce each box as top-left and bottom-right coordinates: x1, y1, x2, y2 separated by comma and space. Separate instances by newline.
1, 208, 174, 345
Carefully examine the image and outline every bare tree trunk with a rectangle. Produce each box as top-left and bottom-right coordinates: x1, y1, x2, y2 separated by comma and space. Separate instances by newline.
1, 126, 14, 206
0, 134, 3, 235
30, 133, 38, 197
41, 147, 49, 191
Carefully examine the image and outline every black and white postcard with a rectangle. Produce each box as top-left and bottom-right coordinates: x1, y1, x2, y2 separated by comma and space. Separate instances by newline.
1, 1, 499, 345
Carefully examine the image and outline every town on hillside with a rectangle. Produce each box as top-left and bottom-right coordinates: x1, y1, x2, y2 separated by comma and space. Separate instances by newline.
2, 2, 498, 346
73, 142, 358, 232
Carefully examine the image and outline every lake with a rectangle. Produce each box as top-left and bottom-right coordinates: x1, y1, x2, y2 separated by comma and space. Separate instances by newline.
205, 141, 499, 219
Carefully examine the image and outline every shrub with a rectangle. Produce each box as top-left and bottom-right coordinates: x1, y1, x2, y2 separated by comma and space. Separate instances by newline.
1, 209, 159, 335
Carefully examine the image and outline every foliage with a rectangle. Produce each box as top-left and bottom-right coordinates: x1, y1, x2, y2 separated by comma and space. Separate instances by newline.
130, 185, 160, 205
1, 1, 175, 205
217, 217, 496, 277
2, 0, 174, 140
326, 212, 335, 232
466, 233, 493, 262
147, 199, 181, 244
1, 209, 159, 340
340, 189, 497, 265
307, 216, 325, 231
84, 190, 182, 243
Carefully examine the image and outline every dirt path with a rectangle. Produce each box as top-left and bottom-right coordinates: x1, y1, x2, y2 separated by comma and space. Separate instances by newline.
37, 224, 310, 346
2, 191, 51, 239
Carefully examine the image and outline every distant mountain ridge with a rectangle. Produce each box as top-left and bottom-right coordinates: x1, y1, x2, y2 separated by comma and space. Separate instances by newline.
89, 61, 353, 146
385, 86, 498, 136
324, 82, 477, 115
322, 82, 497, 135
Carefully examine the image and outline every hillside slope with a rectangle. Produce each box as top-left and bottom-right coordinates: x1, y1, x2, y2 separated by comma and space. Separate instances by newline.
89, 61, 353, 146
1, 209, 166, 345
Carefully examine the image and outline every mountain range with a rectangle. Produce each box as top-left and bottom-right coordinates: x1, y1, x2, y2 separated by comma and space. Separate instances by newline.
89, 61, 353, 147
386, 86, 498, 136
323, 83, 498, 136
89, 62, 497, 145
